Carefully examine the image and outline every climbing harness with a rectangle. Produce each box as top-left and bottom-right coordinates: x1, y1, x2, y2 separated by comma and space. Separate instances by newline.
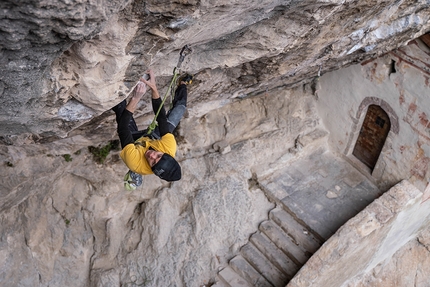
146, 45, 192, 135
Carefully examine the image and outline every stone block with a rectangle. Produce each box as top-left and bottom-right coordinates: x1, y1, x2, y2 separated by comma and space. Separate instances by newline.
241, 243, 288, 287
218, 266, 252, 287
263, 182, 291, 201
390, 180, 422, 206
280, 197, 334, 240
250, 232, 299, 278
356, 211, 381, 237
270, 207, 321, 254
315, 236, 340, 260
365, 201, 394, 224
229, 255, 272, 287
417, 224, 430, 248
290, 254, 324, 284
259, 220, 309, 265
343, 176, 362, 188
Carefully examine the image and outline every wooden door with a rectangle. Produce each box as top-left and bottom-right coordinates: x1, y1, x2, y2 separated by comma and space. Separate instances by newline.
352, 105, 391, 171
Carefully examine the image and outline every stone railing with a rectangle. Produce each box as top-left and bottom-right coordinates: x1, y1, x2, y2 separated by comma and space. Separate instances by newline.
287, 180, 430, 287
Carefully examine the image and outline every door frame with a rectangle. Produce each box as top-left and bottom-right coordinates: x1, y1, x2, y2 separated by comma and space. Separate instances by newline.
344, 97, 399, 177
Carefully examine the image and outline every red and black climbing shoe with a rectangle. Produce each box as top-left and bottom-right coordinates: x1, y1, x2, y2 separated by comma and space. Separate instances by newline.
179, 74, 193, 85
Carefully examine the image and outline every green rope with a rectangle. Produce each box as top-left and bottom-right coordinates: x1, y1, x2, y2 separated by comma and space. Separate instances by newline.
146, 45, 191, 136
146, 69, 180, 135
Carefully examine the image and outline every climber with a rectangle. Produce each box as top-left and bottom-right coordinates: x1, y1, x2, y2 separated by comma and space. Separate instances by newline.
112, 69, 192, 184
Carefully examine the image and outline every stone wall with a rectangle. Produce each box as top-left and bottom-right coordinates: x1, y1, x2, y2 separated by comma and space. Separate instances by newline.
316, 39, 430, 191
287, 180, 430, 287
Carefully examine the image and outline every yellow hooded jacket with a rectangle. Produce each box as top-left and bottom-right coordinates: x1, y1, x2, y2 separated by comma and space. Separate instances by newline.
120, 133, 177, 175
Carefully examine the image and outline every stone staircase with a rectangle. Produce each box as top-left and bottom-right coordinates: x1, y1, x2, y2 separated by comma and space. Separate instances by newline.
213, 147, 381, 287
216, 205, 322, 287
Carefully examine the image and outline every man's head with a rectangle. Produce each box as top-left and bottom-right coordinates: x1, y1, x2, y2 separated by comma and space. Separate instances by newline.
145, 148, 163, 167
146, 148, 181, 181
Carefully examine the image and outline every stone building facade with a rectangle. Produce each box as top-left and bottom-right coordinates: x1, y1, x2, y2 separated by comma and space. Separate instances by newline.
317, 35, 430, 192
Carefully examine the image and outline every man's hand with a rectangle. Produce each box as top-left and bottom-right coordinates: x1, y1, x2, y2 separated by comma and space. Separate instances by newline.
141, 69, 160, 99
126, 82, 147, 113
134, 82, 147, 99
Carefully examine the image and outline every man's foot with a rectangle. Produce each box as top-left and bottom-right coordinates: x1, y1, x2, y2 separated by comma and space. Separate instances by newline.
179, 74, 193, 85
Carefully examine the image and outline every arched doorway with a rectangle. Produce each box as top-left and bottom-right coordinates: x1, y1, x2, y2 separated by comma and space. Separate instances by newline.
352, 105, 391, 171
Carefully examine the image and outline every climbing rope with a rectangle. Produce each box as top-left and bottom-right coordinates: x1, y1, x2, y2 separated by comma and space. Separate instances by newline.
146, 45, 192, 135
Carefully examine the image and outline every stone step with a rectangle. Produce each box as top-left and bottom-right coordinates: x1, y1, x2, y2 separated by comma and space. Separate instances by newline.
259, 220, 309, 265
270, 207, 321, 254
241, 242, 289, 287
229, 255, 272, 287
218, 266, 253, 287
279, 197, 333, 240
250, 232, 300, 279
211, 280, 229, 287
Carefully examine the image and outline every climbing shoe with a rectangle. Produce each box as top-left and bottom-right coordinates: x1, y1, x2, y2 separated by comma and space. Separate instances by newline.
179, 74, 193, 85
124, 170, 143, 191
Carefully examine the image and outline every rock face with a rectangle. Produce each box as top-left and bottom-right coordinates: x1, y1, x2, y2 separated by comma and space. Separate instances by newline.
0, 86, 322, 286
1, 0, 430, 139
1, 0, 430, 286
0, 0, 134, 136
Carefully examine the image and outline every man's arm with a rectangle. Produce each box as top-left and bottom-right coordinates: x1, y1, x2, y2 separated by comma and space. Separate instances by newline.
142, 70, 170, 137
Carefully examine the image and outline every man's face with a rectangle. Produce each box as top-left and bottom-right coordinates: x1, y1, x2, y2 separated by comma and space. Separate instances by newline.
145, 149, 163, 167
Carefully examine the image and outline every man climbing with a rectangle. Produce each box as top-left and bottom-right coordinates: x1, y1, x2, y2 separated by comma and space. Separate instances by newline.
112, 69, 192, 187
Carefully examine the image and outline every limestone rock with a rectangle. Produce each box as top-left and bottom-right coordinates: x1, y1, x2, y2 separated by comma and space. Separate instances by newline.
1, 0, 430, 286
2, 0, 430, 138
213, 140, 231, 155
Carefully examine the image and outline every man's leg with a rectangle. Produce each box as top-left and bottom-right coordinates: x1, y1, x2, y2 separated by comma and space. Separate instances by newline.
112, 99, 139, 132
127, 78, 191, 140
113, 99, 153, 141
113, 100, 143, 189
166, 84, 188, 133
